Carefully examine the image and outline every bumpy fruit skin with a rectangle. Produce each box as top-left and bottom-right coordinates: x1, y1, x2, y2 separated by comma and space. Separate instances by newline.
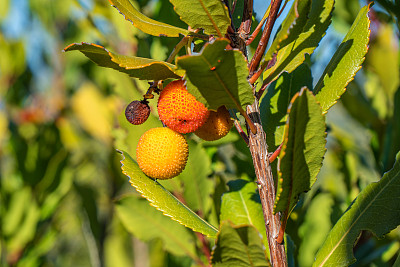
157, 80, 209, 134
136, 127, 189, 179
195, 106, 233, 141
125, 100, 150, 125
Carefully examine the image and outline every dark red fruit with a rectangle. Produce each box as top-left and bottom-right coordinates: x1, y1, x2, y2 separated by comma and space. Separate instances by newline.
125, 100, 150, 125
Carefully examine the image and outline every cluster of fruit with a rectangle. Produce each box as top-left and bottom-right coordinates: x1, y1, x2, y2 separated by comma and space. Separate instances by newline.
125, 80, 233, 180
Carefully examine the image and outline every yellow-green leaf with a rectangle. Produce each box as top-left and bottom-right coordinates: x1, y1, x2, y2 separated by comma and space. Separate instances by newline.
169, 0, 230, 37
263, 0, 334, 85
108, 0, 189, 37
64, 42, 184, 80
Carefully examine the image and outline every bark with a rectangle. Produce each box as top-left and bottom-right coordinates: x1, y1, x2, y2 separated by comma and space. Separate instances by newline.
247, 100, 288, 267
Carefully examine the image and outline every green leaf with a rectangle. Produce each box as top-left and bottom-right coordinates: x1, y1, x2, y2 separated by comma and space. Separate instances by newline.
314, 152, 400, 267
274, 88, 326, 218
263, 0, 334, 85
220, 179, 269, 257
115, 195, 197, 257
169, 0, 231, 37
118, 150, 218, 238
260, 63, 313, 151
108, 0, 189, 37
314, 3, 372, 114
64, 43, 184, 80
298, 193, 334, 267
178, 140, 214, 213
394, 252, 400, 267
211, 222, 270, 267
4, 187, 40, 252
177, 39, 254, 111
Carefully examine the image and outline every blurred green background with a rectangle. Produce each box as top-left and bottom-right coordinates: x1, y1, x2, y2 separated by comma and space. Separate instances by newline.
0, 0, 399, 266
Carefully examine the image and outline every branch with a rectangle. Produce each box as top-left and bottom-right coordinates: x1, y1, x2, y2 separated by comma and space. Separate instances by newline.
247, 101, 287, 267
248, 0, 283, 75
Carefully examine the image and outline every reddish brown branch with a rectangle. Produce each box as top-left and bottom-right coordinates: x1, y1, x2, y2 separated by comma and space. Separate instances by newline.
234, 120, 249, 145
268, 143, 283, 163
248, 0, 283, 75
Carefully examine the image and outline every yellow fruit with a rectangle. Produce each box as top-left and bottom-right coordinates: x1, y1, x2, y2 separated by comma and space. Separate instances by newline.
195, 106, 233, 141
136, 127, 189, 179
157, 80, 209, 134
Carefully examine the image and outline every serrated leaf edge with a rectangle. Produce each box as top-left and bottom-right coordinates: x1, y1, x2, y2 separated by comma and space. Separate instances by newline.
274, 87, 327, 214
117, 149, 219, 238
314, 3, 372, 114
108, 0, 189, 37
63, 42, 183, 77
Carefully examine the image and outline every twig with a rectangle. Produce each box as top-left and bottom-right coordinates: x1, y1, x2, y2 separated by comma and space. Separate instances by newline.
248, 0, 283, 75
245, 5, 271, 46
234, 119, 249, 145
268, 143, 283, 163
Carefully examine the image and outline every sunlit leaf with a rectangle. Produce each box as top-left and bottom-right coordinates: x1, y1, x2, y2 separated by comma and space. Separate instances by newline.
274, 88, 326, 220
108, 0, 189, 37
118, 150, 218, 238
64, 42, 184, 80
177, 39, 254, 111
314, 152, 400, 267
263, 0, 334, 85
211, 222, 270, 267
115, 195, 197, 257
314, 3, 372, 114
169, 0, 230, 37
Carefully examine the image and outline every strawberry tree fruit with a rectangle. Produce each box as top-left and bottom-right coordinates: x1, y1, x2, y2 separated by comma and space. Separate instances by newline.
195, 106, 233, 141
136, 127, 189, 179
157, 80, 210, 134
125, 100, 151, 125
